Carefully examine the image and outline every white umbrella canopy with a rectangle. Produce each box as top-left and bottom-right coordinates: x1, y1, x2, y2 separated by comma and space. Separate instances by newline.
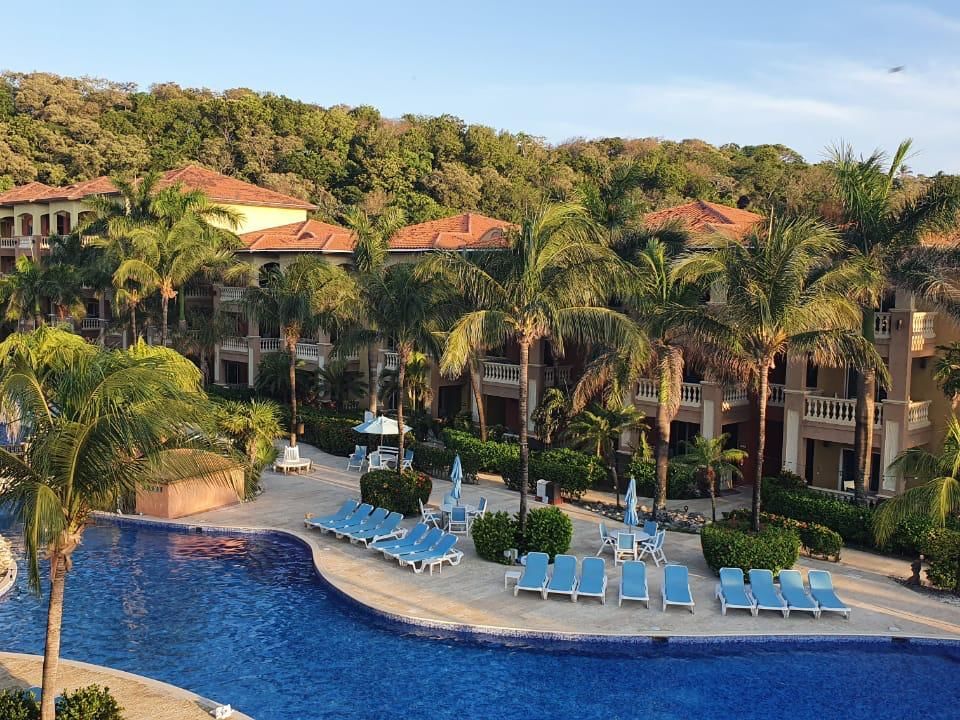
352, 415, 412, 436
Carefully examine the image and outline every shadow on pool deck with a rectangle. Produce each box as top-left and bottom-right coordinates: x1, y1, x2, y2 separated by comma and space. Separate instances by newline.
129, 442, 960, 640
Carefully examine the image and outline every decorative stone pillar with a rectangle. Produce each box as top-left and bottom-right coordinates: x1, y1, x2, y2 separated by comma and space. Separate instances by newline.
782, 354, 809, 475
213, 346, 222, 384
247, 336, 261, 388
699, 381, 724, 440
880, 400, 907, 494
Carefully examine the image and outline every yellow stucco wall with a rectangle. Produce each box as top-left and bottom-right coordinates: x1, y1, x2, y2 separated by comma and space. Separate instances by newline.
215, 204, 306, 234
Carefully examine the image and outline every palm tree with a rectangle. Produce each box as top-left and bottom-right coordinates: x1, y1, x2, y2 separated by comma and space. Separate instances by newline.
678, 216, 888, 531
378, 351, 433, 413
244, 257, 352, 446
342, 206, 407, 415
934, 342, 960, 398
422, 202, 644, 529
579, 159, 646, 244
38, 263, 86, 323
829, 141, 960, 502
0, 327, 232, 720
0, 256, 47, 328
532, 387, 570, 448
172, 308, 237, 385
315, 360, 368, 411
673, 433, 747, 522
874, 416, 960, 590
566, 403, 644, 507
214, 399, 283, 496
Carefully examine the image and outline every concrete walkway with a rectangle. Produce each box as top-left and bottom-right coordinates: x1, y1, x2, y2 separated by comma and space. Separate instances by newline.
138, 443, 960, 640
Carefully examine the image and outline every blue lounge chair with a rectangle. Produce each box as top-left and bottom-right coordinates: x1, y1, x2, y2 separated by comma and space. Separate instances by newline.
317, 502, 372, 533
334, 507, 388, 539
807, 570, 851, 619
384, 528, 444, 560
576, 557, 608, 604
778, 570, 821, 618
514, 552, 550, 598
715, 567, 757, 616
618, 560, 649, 607
303, 499, 358, 530
371, 523, 428, 554
401, 449, 414, 470
346, 445, 367, 471
544, 555, 578, 601
349, 512, 404, 546
662, 564, 695, 613
748, 569, 788, 618
398, 533, 462, 575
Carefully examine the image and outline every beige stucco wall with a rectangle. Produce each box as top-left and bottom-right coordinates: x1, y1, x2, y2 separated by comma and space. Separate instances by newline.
216, 204, 306, 234
135, 467, 245, 519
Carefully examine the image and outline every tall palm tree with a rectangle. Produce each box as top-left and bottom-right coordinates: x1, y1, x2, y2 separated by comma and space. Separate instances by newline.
339, 262, 443, 465
566, 403, 644, 507
342, 206, 406, 415
829, 141, 960, 502
579, 159, 646, 245
378, 351, 433, 413
0, 256, 47, 328
244, 257, 352, 446
874, 416, 960, 590
422, 203, 644, 529
673, 433, 747, 522
38, 263, 86, 323
0, 327, 232, 720
678, 216, 888, 531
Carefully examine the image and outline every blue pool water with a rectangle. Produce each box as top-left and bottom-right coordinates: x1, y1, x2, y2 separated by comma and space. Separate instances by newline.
1, 520, 959, 720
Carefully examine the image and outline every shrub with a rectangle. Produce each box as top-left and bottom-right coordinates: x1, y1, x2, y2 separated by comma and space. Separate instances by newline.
884, 515, 939, 556
700, 520, 801, 575
522, 506, 574, 560
299, 408, 409, 457
921, 528, 960, 591
626, 457, 700, 499
360, 469, 432, 515
56, 685, 123, 720
441, 429, 518, 473
729, 510, 843, 561
0, 689, 38, 720
412, 443, 456, 478
471, 511, 519, 564
762, 484, 873, 545
500, 447, 605, 499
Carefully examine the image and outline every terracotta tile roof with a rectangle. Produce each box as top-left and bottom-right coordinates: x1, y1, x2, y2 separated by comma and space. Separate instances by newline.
643, 200, 763, 240
387, 213, 512, 250
0, 181, 55, 206
3, 164, 316, 210
239, 219, 356, 252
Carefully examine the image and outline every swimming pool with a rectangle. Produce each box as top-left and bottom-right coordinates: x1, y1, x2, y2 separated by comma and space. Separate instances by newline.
1, 520, 958, 720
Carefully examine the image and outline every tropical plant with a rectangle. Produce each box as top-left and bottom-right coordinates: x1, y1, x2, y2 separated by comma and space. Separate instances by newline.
0, 256, 46, 328
565, 403, 644, 507
38, 263, 86, 323
244, 256, 353, 445
378, 351, 431, 412
254, 351, 310, 403
342, 205, 407, 414
315, 360, 367, 411
172, 308, 237, 385
579, 158, 646, 244
0, 327, 231, 720
673, 433, 747, 521
678, 216, 888, 531
531, 387, 570, 448
874, 416, 960, 588
934, 342, 960, 398
215, 399, 282, 496
422, 202, 644, 529
829, 141, 960, 502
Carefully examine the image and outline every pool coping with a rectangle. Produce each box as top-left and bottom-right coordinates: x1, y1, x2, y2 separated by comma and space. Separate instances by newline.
100, 513, 960, 649
0, 651, 254, 720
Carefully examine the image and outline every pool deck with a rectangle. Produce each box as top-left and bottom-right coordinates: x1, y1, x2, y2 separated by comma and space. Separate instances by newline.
131, 443, 960, 641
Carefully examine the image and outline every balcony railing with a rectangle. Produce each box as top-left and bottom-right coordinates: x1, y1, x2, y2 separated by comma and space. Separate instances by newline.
804, 395, 882, 426
79, 318, 109, 331
484, 361, 521, 386
911, 312, 936, 350
874, 312, 891, 339
260, 338, 282, 353
769, 384, 786, 406
217, 286, 245, 303
295, 342, 321, 362
722, 386, 749, 409
908, 400, 932, 430
636, 379, 702, 407
183, 286, 211, 298
0, 238, 16, 248
18, 236, 32, 248
384, 352, 399, 370
221, 338, 248, 353
544, 366, 571, 387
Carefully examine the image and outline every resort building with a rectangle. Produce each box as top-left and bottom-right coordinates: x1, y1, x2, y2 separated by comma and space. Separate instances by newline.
0, 172, 955, 500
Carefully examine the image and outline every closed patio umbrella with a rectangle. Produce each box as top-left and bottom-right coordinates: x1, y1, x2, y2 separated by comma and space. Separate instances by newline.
450, 454, 463, 502
623, 476, 639, 528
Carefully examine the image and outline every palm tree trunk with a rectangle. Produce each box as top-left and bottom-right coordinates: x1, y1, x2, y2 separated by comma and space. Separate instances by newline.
130, 304, 138, 341
367, 345, 378, 415
178, 290, 187, 331
468, 356, 487, 442
200, 348, 210, 386
288, 334, 298, 447
707, 466, 717, 523
655, 378, 671, 518
853, 307, 877, 504
518, 340, 530, 532
753, 362, 770, 532
40, 554, 67, 720
160, 296, 169, 347
396, 346, 408, 472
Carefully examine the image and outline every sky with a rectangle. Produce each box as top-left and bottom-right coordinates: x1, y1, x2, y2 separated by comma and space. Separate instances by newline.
5, 1, 960, 173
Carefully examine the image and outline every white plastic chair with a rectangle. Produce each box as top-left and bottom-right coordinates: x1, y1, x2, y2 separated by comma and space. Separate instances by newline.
346, 445, 367, 471
596, 522, 617, 556
614, 532, 638, 565
447, 505, 469, 534
419, 499, 442, 528
639, 529, 667, 567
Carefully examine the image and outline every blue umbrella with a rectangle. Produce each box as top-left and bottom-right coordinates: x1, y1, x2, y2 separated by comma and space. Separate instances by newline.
450, 454, 463, 502
623, 475, 639, 528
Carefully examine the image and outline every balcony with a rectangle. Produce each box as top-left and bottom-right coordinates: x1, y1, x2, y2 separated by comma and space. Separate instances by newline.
0, 238, 16, 249
907, 400, 932, 430
483, 361, 521, 386
295, 342, 322, 363
911, 312, 936, 351
221, 338, 248, 353
723, 386, 749, 409
544, 366, 571, 387
260, 338, 282, 353
874, 312, 892, 339
79, 318, 109, 331
384, 352, 399, 370
768, 384, 786, 406
183, 286, 212, 299
636, 378, 702, 407
217, 286, 245, 303
804, 395, 882, 426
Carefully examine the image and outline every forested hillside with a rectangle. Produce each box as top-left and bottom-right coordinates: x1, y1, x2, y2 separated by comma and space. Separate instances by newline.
0, 71, 928, 223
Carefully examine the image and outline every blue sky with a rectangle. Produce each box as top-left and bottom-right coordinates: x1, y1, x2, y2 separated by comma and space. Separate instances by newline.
6, 1, 960, 173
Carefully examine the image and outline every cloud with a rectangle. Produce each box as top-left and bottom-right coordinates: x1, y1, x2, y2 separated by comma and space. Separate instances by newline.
878, 3, 960, 34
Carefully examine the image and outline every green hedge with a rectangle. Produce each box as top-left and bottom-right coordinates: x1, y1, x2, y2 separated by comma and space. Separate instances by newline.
920, 528, 960, 591
57, 685, 123, 720
700, 520, 801, 575
471, 511, 519, 564
0, 689, 38, 720
499, 447, 605, 499
412, 443, 481, 481
299, 408, 408, 457
762, 482, 874, 546
523, 506, 574, 559
441, 429, 518, 473
728, 509, 843, 560
627, 456, 700, 499
360, 469, 432, 515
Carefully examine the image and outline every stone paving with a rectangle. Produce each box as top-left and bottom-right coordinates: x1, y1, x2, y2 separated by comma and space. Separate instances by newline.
141, 442, 960, 640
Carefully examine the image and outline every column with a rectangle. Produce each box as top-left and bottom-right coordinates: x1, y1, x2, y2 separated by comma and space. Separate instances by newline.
699, 381, 723, 440
247, 336, 261, 388
880, 403, 905, 494
214, 346, 222, 384
781, 355, 808, 473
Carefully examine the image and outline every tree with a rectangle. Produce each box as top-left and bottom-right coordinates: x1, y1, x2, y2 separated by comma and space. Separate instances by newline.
244, 257, 353, 446
339, 263, 443, 466
934, 342, 960, 398
172, 308, 236, 385
0, 256, 47, 328
422, 202, 644, 529
315, 360, 368, 411
214, 398, 282, 496
532, 387, 570, 448
678, 216, 888, 531
566, 403, 644, 507
378, 351, 432, 412
342, 205, 406, 415
874, 416, 960, 590
0, 327, 232, 720
673, 433, 747, 522
579, 158, 646, 244
829, 141, 960, 503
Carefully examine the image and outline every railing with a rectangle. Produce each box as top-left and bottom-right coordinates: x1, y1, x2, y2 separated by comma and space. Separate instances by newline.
0, 238, 16, 248
183, 286, 211, 298
544, 366, 571, 387
874, 312, 891, 339
807, 485, 882, 508
295, 342, 321, 362
908, 399, 932, 429
260, 338, 282, 353
217, 286, 245, 303
723, 386, 749, 408
804, 395, 882, 426
679, 382, 702, 406
18, 236, 32, 248
79, 318, 109, 331
221, 338, 248, 353
911, 312, 936, 350
483, 361, 521, 386
769, 384, 785, 406
384, 352, 399, 370
636, 378, 658, 402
